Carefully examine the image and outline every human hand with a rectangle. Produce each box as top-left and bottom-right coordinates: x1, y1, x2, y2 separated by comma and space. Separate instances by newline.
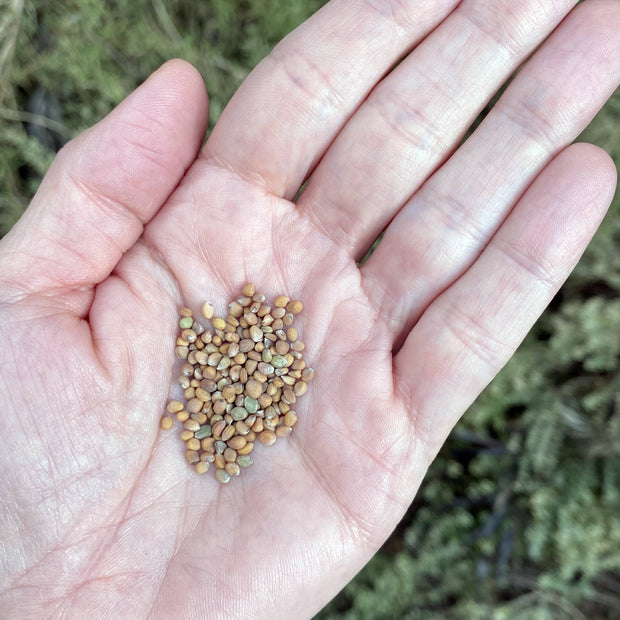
1, 1, 618, 618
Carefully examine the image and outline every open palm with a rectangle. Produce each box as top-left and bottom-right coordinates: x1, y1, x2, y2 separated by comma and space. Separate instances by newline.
1, 1, 619, 618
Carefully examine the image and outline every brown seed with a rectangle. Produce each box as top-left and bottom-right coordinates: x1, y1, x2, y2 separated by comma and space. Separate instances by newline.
279, 401, 290, 414
249, 325, 263, 342
175, 346, 189, 359
284, 411, 298, 427
224, 447, 237, 463
257, 304, 271, 317
185, 450, 200, 465
237, 441, 254, 455
195, 387, 210, 402
178, 375, 191, 389
180, 307, 193, 317
215, 469, 231, 484
301, 368, 315, 382
214, 453, 226, 470
225, 462, 241, 477
257, 362, 274, 376
228, 435, 247, 450
176, 410, 190, 422
244, 311, 258, 326
258, 393, 272, 408
181, 328, 197, 343
227, 342, 240, 358
271, 318, 284, 331
195, 461, 209, 474
271, 307, 286, 319
186, 398, 203, 414
212, 420, 227, 438
259, 430, 277, 446
274, 295, 289, 308
160, 415, 174, 430
167, 400, 184, 414
186, 438, 201, 451
212, 317, 226, 331
194, 350, 208, 365
283, 313, 294, 326
239, 338, 254, 353
221, 424, 236, 442
180, 429, 194, 442
286, 300, 303, 314
201, 301, 214, 320
201, 437, 215, 452
276, 425, 292, 438
252, 418, 264, 433
242, 283, 255, 297
228, 301, 244, 317
176, 337, 189, 347
212, 399, 227, 415
245, 379, 263, 399
183, 386, 196, 400
184, 419, 201, 432
222, 385, 236, 402
282, 388, 296, 404
235, 420, 250, 435
275, 340, 290, 355
191, 412, 208, 424
286, 327, 298, 342
294, 381, 308, 396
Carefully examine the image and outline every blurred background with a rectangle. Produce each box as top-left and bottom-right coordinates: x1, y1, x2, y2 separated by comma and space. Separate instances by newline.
1, 1, 619, 618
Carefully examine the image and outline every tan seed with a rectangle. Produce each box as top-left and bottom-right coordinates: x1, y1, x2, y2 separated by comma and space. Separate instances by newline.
258, 430, 277, 446
249, 325, 263, 342
291, 340, 305, 352
252, 418, 264, 433
245, 379, 263, 399
160, 415, 174, 430
242, 283, 255, 297
284, 411, 298, 427
215, 469, 231, 484
176, 337, 189, 347
194, 387, 210, 402
302, 368, 315, 382
276, 425, 292, 438
228, 301, 244, 317
225, 462, 241, 477
224, 447, 237, 463
195, 461, 209, 474
180, 307, 193, 317
201, 437, 215, 452
294, 381, 308, 396
228, 435, 247, 450
237, 441, 254, 455
185, 450, 200, 465
286, 300, 303, 314
201, 452, 215, 462
181, 328, 197, 343
275, 340, 290, 355
186, 398, 203, 414
282, 388, 296, 404
212, 420, 227, 438
274, 295, 289, 308
221, 424, 236, 442
176, 410, 190, 422
239, 337, 255, 352
257, 304, 271, 317
180, 429, 195, 442
167, 400, 184, 414
244, 311, 258, 326
214, 453, 226, 469
186, 438, 201, 451
272, 307, 286, 319
201, 301, 214, 320
175, 346, 189, 359
235, 420, 250, 435
283, 313, 294, 326
212, 317, 226, 331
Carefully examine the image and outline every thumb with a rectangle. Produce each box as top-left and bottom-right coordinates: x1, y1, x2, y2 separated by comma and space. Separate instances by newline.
0, 59, 208, 308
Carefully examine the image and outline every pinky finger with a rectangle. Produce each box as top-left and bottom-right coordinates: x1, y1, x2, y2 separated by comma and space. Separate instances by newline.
394, 143, 617, 462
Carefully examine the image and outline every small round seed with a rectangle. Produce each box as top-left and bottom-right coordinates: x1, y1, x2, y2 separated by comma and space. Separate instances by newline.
252, 418, 264, 433
239, 338, 254, 353
180, 429, 195, 442
186, 398, 203, 414
291, 340, 305, 352
181, 328, 197, 343
225, 462, 241, 477
294, 381, 308, 396
271, 355, 287, 369
259, 430, 277, 446
195, 461, 209, 474
286, 327, 298, 342
178, 375, 191, 389
276, 425, 292, 438
176, 410, 190, 422
284, 411, 298, 427
191, 412, 208, 424
228, 301, 244, 317
186, 438, 201, 451
242, 283, 255, 297
282, 388, 296, 404
211, 317, 226, 331
184, 419, 201, 432
244, 396, 259, 414
214, 453, 226, 469
228, 435, 247, 450
167, 400, 184, 414
221, 425, 236, 442
249, 325, 263, 342
201, 437, 215, 452
237, 454, 253, 468
271, 307, 286, 319
215, 469, 231, 484
275, 340, 290, 355
235, 420, 250, 435
224, 447, 237, 463
175, 346, 189, 359
244, 311, 258, 326
282, 313, 294, 326
231, 407, 248, 421
201, 452, 215, 463
212, 420, 227, 438
202, 302, 214, 320
180, 307, 193, 317
179, 316, 193, 330
160, 415, 174, 430
237, 442, 254, 455
185, 450, 200, 465
286, 300, 303, 314
195, 387, 210, 402
274, 295, 289, 308
301, 368, 315, 381
245, 379, 262, 399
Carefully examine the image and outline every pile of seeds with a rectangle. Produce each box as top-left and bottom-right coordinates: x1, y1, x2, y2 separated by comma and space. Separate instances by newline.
160, 283, 314, 483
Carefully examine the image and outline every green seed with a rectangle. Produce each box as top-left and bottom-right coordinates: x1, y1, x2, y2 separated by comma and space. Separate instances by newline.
271, 355, 287, 368
231, 406, 248, 421
179, 316, 193, 330
244, 396, 259, 414
237, 455, 253, 468
194, 425, 212, 439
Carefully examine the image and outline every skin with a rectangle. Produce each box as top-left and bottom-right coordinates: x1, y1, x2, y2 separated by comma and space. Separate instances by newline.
0, 0, 619, 618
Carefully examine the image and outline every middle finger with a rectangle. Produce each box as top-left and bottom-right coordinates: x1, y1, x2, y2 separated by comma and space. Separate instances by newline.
296, 0, 577, 258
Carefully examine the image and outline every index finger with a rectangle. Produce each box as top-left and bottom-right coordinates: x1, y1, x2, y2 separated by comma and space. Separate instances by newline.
201, 0, 459, 199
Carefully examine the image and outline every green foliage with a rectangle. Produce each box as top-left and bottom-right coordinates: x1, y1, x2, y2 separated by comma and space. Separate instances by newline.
2, 1, 620, 618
